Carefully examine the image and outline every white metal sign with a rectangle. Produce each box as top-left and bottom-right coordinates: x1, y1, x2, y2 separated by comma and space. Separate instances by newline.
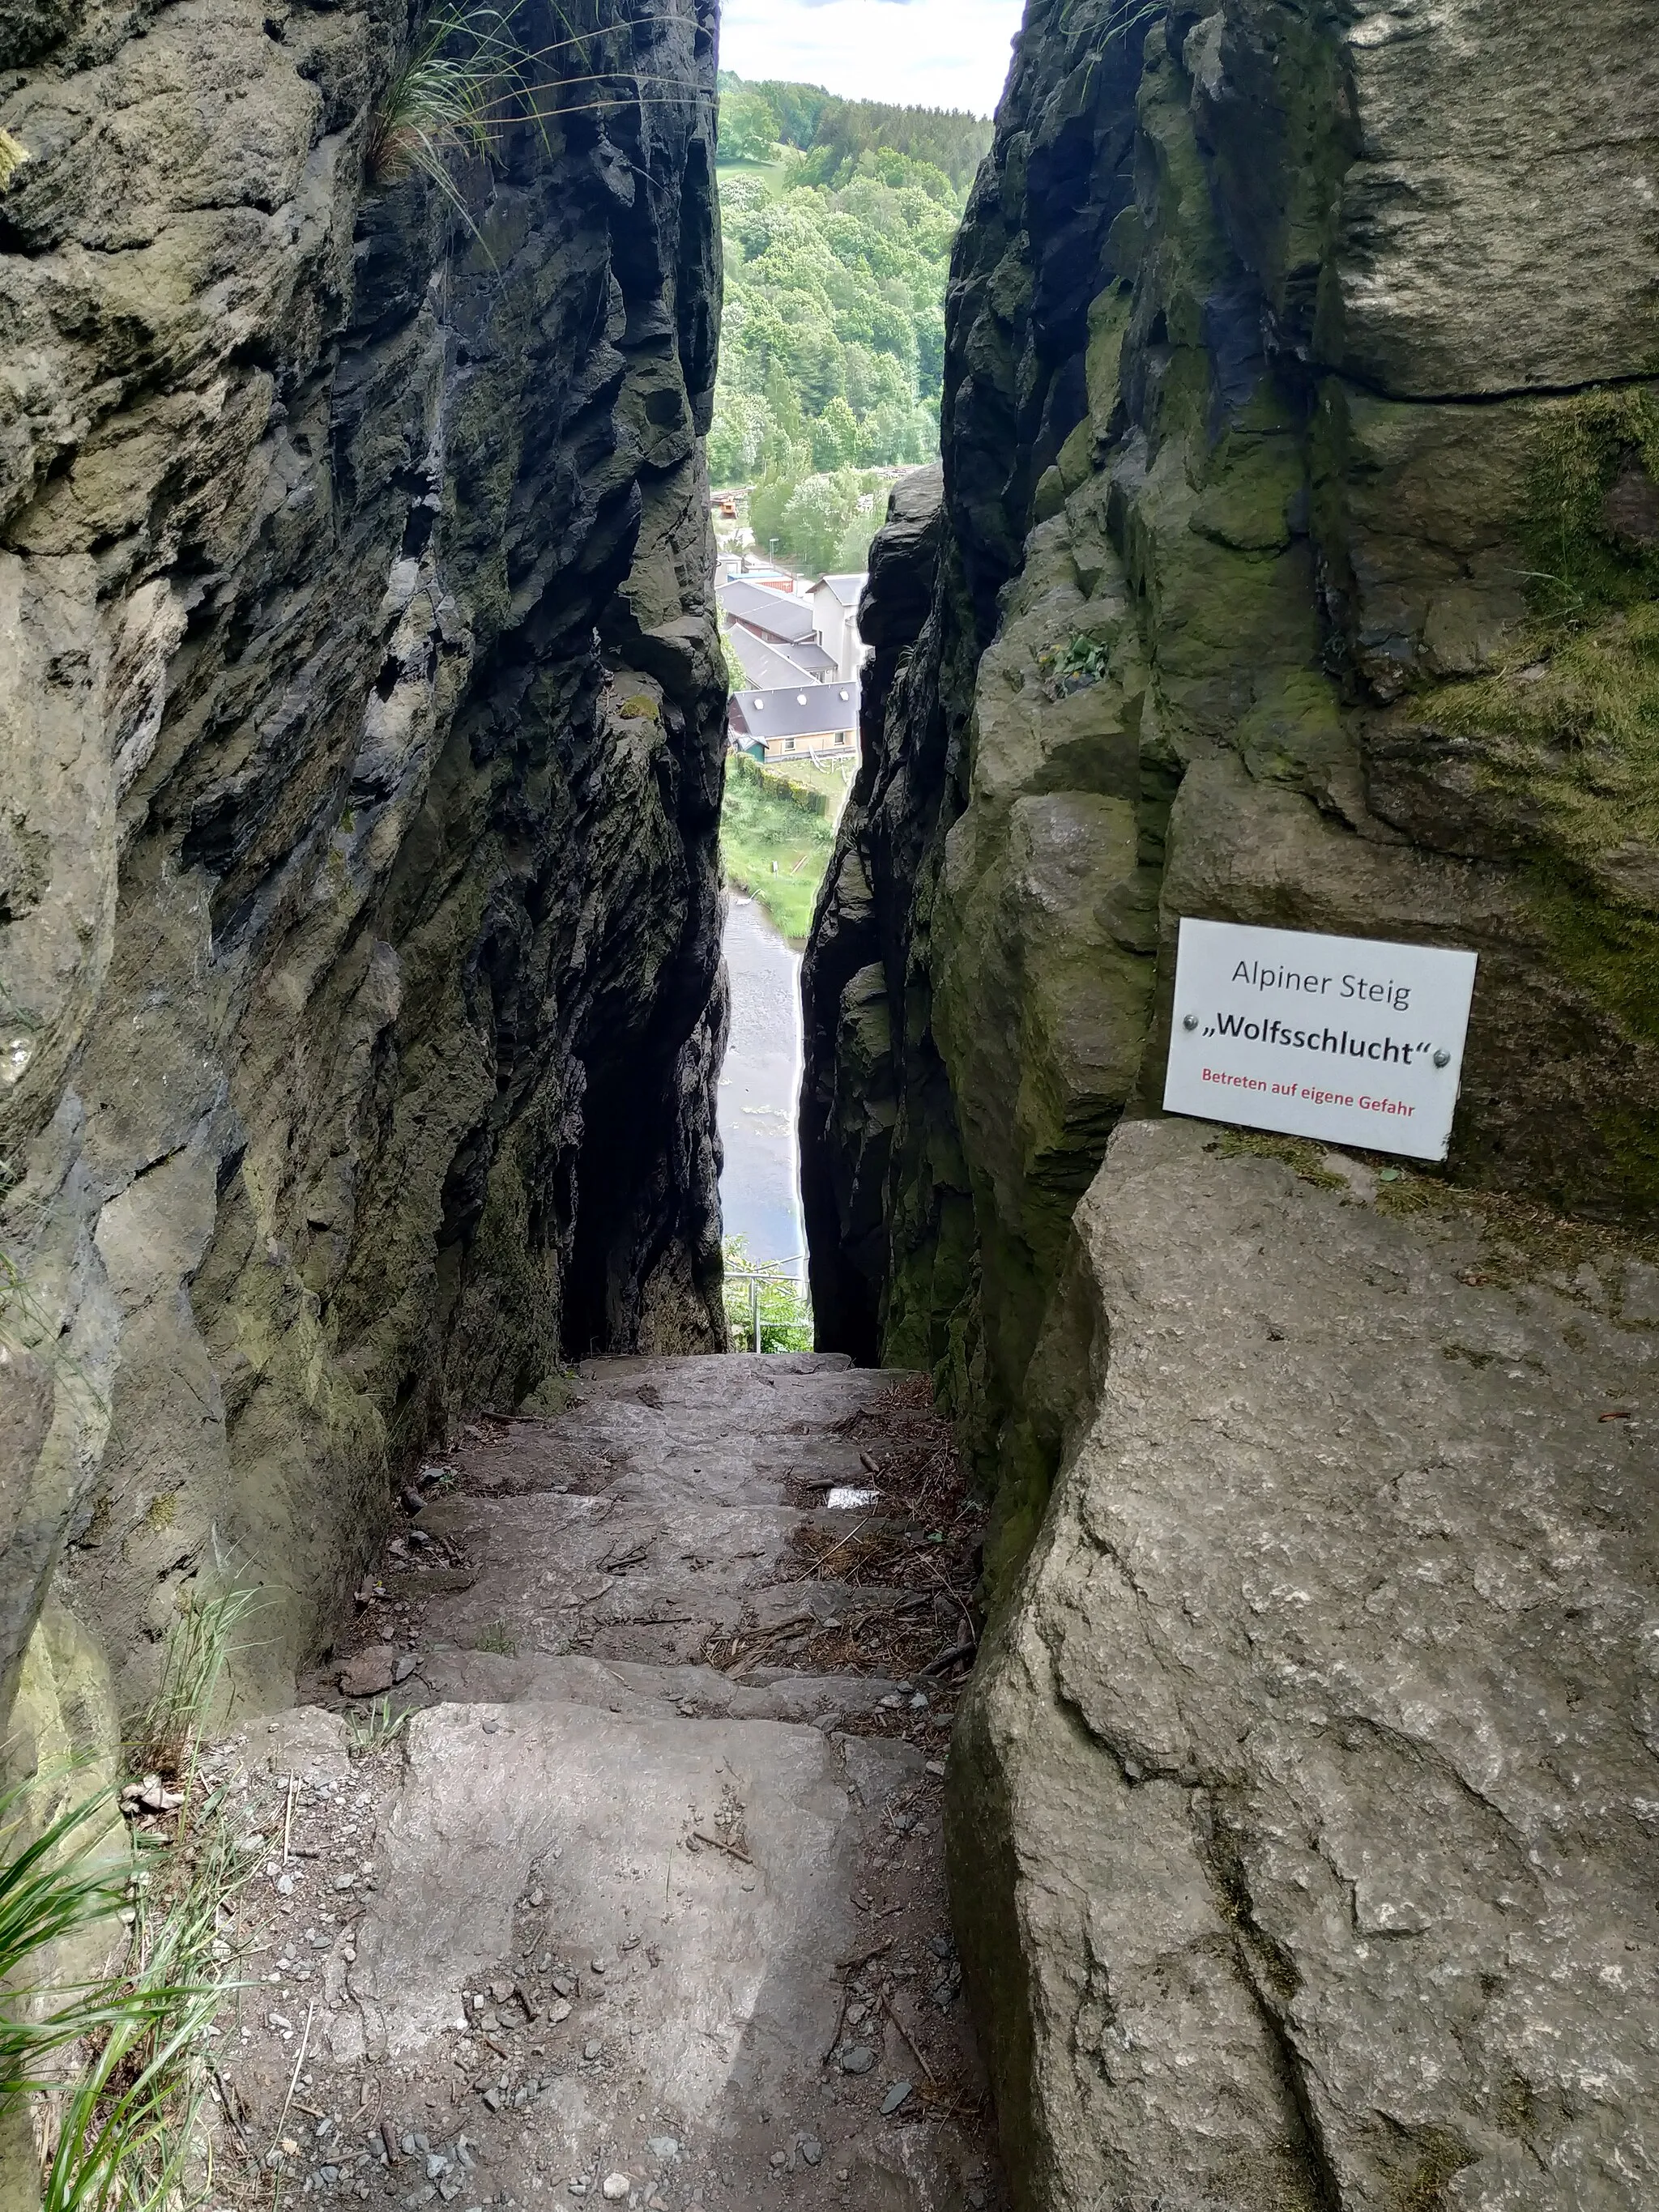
1163, 919, 1478, 1161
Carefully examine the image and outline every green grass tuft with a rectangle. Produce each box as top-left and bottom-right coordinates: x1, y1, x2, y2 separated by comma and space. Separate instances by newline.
1210, 1128, 1349, 1191
347, 1698, 410, 1758
3, 1583, 260, 2209
721, 753, 838, 942
366, 4, 538, 233
0, 1777, 130, 2093
130, 1587, 257, 1787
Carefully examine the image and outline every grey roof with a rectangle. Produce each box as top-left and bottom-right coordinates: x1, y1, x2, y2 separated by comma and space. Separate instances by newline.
811, 572, 866, 607
725, 624, 831, 689
728, 680, 860, 742
716, 578, 819, 643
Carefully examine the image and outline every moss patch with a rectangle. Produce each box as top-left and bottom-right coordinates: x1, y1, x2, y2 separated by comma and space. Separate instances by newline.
1397, 393, 1659, 1206
518, 1369, 580, 1417
1525, 386, 1659, 615
1523, 855, 1659, 1047
1427, 601, 1659, 946
1375, 1166, 1659, 1302
1209, 1128, 1348, 1191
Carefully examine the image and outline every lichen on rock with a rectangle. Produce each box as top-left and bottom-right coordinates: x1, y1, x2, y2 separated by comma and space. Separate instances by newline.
803, 0, 1659, 1563
0, 0, 729, 1741
798, 1, 1659, 2198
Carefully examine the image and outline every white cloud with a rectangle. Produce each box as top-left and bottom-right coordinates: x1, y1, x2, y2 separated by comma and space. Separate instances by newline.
719, 0, 1026, 118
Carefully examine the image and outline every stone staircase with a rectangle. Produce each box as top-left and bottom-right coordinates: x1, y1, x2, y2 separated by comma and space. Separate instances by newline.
210, 1356, 1003, 2212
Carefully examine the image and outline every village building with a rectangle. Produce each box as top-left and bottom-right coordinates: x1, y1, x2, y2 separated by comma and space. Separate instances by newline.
727, 680, 860, 764
808, 573, 866, 681
717, 572, 868, 761
724, 622, 831, 692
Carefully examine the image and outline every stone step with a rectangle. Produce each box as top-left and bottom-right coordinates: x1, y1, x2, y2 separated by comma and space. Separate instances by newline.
416, 1647, 907, 1727
220, 1697, 986, 2211
267, 1359, 992, 2209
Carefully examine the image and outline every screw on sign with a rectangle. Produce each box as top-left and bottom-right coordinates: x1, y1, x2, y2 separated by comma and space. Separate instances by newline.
1164, 918, 1478, 1161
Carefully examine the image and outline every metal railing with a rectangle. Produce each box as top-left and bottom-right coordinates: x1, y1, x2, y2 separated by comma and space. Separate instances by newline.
724, 1259, 807, 1353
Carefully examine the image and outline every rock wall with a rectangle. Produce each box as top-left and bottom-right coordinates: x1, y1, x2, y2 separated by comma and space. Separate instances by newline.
801, 0, 1659, 1580
951, 1118, 1659, 2208
798, 1, 1659, 2201
0, 0, 728, 1748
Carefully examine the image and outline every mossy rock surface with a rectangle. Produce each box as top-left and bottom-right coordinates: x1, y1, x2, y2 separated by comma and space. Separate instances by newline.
1, 0, 727, 1753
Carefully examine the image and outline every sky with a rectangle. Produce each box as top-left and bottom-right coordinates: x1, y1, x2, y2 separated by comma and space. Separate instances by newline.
719, 0, 1028, 119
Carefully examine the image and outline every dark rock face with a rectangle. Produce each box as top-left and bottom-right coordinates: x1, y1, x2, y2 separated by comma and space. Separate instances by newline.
0, 0, 727, 1735
800, 463, 946, 1369
799, 3, 1659, 2201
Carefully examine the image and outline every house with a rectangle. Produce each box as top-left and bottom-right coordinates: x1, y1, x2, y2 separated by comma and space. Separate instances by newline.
725, 622, 832, 691
808, 573, 867, 682
717, 578, 838, 676
727, 680, 860, 763
718, 578, 818, 645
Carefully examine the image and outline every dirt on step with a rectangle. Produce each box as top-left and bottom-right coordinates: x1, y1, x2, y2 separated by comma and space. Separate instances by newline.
205, 1355, 1007, 2212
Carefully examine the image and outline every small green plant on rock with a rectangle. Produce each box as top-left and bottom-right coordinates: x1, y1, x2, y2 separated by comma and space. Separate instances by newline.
1037, 629, 1111, 700
366, 4, 535, 222
366, 1, 684, 232
347, 1697, 410, 1757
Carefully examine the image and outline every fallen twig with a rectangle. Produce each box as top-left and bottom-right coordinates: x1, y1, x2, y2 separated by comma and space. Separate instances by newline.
922, 1553, 975, 1629
809, 1517, 872, 1575
919, 1634, 976, 1679
689, 1829, 753, 1865
269, 1997, 318, 2154
727, 1613, 816, 1677
883, 1994, 936, 2082
209, 2061, 252, 2150
834, 1937, 893, 1975
821, 1980, 851, 2065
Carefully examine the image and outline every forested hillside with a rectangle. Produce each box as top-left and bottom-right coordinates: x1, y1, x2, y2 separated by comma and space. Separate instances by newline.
710, 75, 991, 572
717, 73, 993, 188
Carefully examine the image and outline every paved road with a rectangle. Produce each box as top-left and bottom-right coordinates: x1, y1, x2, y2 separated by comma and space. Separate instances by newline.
719, 895, 805, 1276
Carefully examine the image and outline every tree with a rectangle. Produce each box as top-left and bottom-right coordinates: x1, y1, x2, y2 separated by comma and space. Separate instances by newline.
714, 100, 969, 521
812, 396, 859, 472
708, 390, 774, 484
778, 472, 861, 573
719, 85, 781, 162
717, 72, 993, 190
